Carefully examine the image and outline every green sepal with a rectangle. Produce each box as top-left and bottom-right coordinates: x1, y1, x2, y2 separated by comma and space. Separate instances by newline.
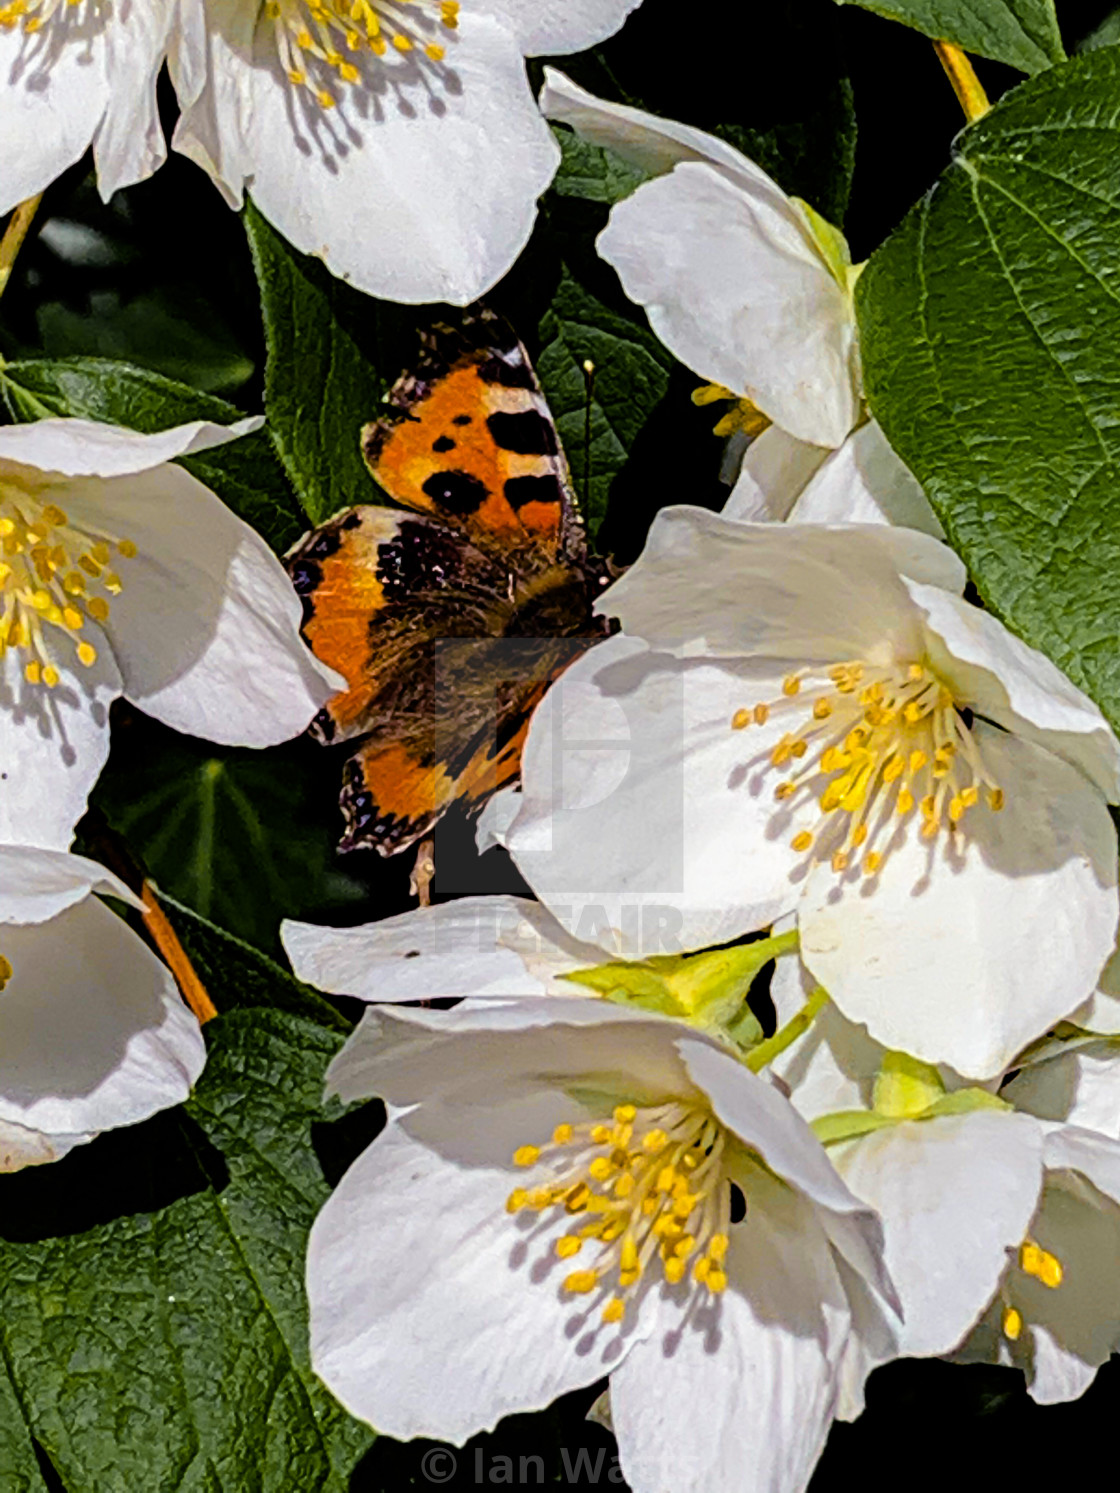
561, 930, 797, 1034
813, 1084, 1010, 1146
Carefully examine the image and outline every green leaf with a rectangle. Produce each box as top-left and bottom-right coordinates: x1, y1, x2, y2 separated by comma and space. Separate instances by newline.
245, 199, 417, 527
0, 357, 305, 554
536, 268, 675, 538
550, 125, 654, 205
856, 47, 1120, 731
0, 991, 373, 1490
834, 0, 1065, 73
90, 714, 391, 958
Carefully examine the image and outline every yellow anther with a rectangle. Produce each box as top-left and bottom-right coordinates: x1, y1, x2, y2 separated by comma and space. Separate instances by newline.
664, 1257, 686, 1284
732, 708, 751, 730
513, 1145, 540, 1168
552, 1123, 574, 1145
863, 851, 883, 875
588, 1157, 614, 1182
851, 823, 868, 847
989, 787, 1005, 810
30, 589, 51, 612
813, 699, 832, 720
831, 850, 849, 872
613, 1104, 636, 1124
708, 1233, 729, 1262
42, 665, 59, 687
77, 642, 97, 667
601, 1297, 625, 1324
425, 42, 444, 59
62, 606, 83, 630
693, 1257, 710, 1284
753, 703, 769, 725
87, 597, 110, 622
563, 1270, 599, 1295
318, 90, 336, 107
556, 1236, 582, 1260
40, 504, 67, 527
791, 831, 813, 853
782, 674, 801, 696
620, 1237, 639, 1274
613, 1173, 635, 1199
506, 1188, 528, 1212
1003, 1306, 1022, 1341
706, 1268, 728, 1293
391, 30, 411, 48
896, 788, 915, 815
24, 661, 40, 684
0, 954, 11, 990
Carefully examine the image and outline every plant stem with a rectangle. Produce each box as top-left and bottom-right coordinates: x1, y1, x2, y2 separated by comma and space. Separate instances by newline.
0, 193, 44, 303
746, 985, 829, 1072
933, 41, 990, 123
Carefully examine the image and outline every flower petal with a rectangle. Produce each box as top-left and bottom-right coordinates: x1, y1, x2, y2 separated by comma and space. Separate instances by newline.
834, 1111, 1044, 1357
281, 895, 604, 1002
0, 415, 260, 478
597, 509, 956, 662
91, 0, 174, 196
1004, 1045, 1120, 1138
770, 997, 883, 1123
0, 844, 139, 923
799, 726, 1119, 1079
723, 426, 830, 523
907, 580, 1120, 801
541, 68, 791, 187
0, 1117, 92, 1173
792, 423, 942, 533
0, 19, 108, 213
481, 0, 641, 55
1070, 943, 1120, 1034
62, 463, 338, 744
505, 634, 805, 954
173, 9, 559, 305
0, 896, 204, 1135
611, 1172, 855, 1493
598, 160, 858, 446
0, 640, 122, 850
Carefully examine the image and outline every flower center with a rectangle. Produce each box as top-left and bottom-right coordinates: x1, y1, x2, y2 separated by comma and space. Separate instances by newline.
0, 480, 136, 685
733, 658, 1004, 876
506, 1100, 732, 1326
1001, 1236, 1064, 1342
691, 383, 771, 441
0, 953, 11, 991
264, 0, 460, 109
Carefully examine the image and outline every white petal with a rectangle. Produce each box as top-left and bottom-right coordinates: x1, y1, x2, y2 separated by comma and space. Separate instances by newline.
1042, 1125, 1120, 1208
723, 426, 830, 523
0, 897, 204, 1135
0, 1117, 93, 1173
0, 844, 139, 923
1005, 1047, 1120, 1139
611, 1172, 854, 1493
480, 0, 640, 55
281, 895, 604, 1002
506, 635, 805, 955
91, 0, 173, 197
598, 161, 858, 447
62, 464, 338, 745
1071, 943, 1120, 1034
475, 783, 522, 852
787, 422, 943, 535
908, 581, 1120, 801
770, 999, 884, 1123
802, 727, 1119, 1078
835, 1111, 1044, 1357
541, 68, 793, 188
1028, 1326, 1100, 1405
0, 641, 121, 850
0, 15, 108, 213
174, 10, 559, 306
0, 416, 260, 478
308, 1103, 653, 1442
598, 509, 933, 663
323, 998, 698, 1108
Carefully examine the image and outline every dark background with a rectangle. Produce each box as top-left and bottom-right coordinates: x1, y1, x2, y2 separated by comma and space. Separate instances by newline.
2, 2, 1117, 1487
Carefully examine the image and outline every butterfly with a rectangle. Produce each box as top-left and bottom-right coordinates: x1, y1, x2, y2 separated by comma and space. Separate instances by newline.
285, 307, 611, 857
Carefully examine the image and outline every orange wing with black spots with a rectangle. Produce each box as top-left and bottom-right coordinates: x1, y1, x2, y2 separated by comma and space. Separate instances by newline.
361, 308, 587, 565
286, 310, 611, 858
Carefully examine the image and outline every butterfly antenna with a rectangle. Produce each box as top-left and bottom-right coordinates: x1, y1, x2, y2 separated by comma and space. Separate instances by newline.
581, 358, 596, 501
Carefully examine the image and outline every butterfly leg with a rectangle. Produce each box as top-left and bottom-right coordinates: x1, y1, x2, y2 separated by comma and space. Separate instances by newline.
409, 836, 436, 907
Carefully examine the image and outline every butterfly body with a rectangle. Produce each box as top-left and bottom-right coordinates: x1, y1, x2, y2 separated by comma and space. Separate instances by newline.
287, 309, 609, 856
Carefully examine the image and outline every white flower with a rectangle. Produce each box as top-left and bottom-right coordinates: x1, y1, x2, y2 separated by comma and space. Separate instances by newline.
169, 0, 640, 306
307, 995, 899, 1493
541, 70, 939, 535
770, 959, 1120, 1400
0, 841, 206, 1169
500, 511, 1120, 1079
0, 416, 341, 849
0, 0, 173, 215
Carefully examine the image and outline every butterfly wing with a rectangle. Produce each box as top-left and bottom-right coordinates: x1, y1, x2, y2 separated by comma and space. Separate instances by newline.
361, 307, 589, 568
